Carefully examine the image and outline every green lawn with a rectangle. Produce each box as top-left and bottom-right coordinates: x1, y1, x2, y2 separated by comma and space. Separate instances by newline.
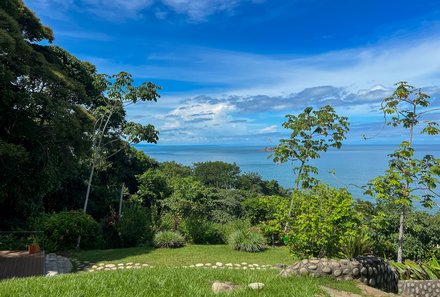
0, 267, 363, 297
69, 245, 294, 267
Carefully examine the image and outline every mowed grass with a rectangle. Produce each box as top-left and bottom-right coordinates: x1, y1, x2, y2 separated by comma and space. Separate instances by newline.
69, 245, 294, 266
0, 267, 363, 297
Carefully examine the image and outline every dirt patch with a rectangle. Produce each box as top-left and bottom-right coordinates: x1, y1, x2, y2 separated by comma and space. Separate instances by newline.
320, 282, 399, 297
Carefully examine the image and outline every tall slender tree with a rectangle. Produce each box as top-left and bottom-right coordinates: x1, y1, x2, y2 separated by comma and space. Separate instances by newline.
271, 105, 350, 233
365, 82, 440, 263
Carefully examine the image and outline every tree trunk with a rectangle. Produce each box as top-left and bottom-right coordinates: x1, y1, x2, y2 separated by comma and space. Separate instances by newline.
118, 183, 124, 217
83, 161, 96, 212
397, 206, 405, 263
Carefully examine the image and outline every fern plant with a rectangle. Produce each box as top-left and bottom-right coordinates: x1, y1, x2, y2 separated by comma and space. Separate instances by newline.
391, 256, 440, 280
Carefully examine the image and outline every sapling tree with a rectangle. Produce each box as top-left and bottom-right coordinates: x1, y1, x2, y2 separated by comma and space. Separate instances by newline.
83, 72, 161, 214
365, 82, 440, 263
77, 72, 161, 249
271, 105, 350, 232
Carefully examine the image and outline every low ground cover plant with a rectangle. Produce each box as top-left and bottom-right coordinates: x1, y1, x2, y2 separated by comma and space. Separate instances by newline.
228, 229, 266, 252
154, 231, 185, 248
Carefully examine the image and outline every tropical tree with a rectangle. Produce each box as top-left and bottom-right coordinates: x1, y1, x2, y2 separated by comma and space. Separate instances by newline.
365, 82, 440, 262
271, 105, 350, 232
0, 0, 98, 228
82, 72, 161, 214
193, 161, 240, 189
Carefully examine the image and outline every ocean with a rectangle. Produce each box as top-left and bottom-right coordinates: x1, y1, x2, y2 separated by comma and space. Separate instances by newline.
137, 144, 439, 209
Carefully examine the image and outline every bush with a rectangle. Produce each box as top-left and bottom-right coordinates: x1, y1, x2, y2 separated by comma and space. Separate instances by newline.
36, 211, 103, 251
287, 184, 358, 258
180, 218, 223, 244
154, 231, 185, 248
0, 234, 31, 250
228, 229, 266, 252
117, 205, 152, 247
218, 219, 251, 243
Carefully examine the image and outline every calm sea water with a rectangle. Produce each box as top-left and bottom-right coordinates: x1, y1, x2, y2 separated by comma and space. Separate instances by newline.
137, 144, 439, 209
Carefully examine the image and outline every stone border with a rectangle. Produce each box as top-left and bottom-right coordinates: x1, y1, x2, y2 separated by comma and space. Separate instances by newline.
398, 280, 440, 297
280, 256, 399, 293
69, 259, 285, 273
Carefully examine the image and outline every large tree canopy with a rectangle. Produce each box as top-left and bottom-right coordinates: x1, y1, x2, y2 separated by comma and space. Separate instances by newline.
0, 1, 160, 229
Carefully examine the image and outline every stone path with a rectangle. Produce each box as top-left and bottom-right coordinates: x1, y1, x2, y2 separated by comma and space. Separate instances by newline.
69, 259, 284, 273
45, 253, 72, 276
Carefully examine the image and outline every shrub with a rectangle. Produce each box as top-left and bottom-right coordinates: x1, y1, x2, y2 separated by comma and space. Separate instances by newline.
101, 211, 122, 248
36, 211, 103, 251
179, 218, 223, 244
0, 234, 31, 250
154, 231, 185, 248
117, 205, 152, 247
339, 229, 373, 258
287, 184, 358, 258
218, 219, 251, 243
228, 229, 266, 252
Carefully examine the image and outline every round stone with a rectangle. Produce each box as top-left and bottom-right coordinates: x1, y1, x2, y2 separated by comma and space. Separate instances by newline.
342, 268, 350, 275
105, 264, 116, 268
216, 262, 223, 267
248, 283, 264, 290
369, 278, 376, 286
308, 265, 317, 270
299, 268, 309, 275
352, 268, 360, 276
333, 269, 342, 277
322, 267, 332, 274
195, 263, 204, 267
360, 267, 368, 275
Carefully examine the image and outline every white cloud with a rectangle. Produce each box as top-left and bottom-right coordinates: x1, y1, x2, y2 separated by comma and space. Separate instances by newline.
26, 0, 258, 21
259, 125, 278, 134
89, 34, 440, 98
161, 0, 243, 21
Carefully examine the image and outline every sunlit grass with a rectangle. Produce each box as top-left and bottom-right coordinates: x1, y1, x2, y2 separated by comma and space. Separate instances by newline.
0, 267, 363, 297
69, 244, 293, 267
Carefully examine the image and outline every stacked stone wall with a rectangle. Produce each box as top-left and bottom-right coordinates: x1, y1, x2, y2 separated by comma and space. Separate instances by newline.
280, 256, 399, 293
398, 280, 440, 297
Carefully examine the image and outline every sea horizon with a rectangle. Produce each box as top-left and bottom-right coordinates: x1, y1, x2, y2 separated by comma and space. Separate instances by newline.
136, 143, 439, 212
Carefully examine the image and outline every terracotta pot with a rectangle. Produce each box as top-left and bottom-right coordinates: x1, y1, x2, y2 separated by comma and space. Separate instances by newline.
28, 244, 40, 254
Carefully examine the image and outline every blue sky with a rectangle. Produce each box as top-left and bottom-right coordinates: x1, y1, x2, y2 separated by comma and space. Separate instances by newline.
26, 0, 440, 145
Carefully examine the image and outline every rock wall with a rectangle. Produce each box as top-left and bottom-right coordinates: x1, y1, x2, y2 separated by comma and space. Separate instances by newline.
280, 256, 399, 293
398, 280, 440, 297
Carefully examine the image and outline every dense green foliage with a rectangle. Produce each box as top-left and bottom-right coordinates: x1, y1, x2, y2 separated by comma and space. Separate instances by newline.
287, 185, 358, 257
154, 231, 185, 248
35, 211, 103, 251
0, 0, 159, 231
